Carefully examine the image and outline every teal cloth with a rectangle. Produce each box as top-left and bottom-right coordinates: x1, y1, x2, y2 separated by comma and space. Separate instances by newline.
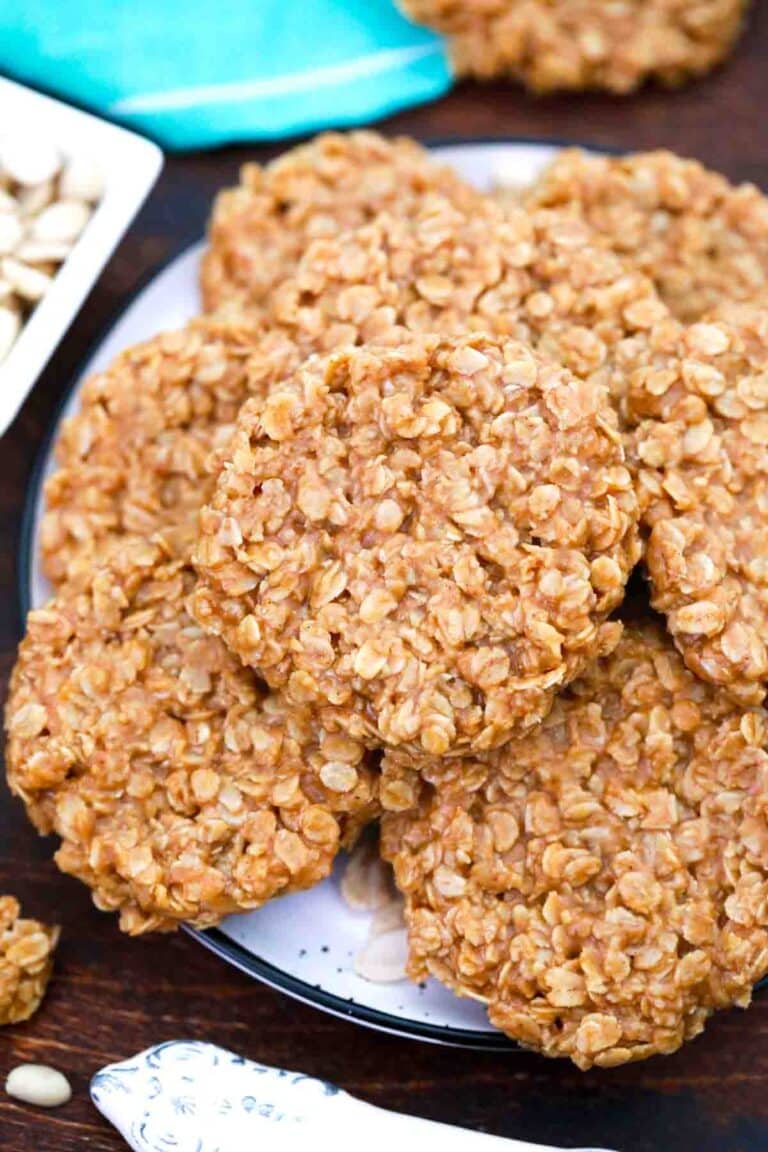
1, 1, 452, 149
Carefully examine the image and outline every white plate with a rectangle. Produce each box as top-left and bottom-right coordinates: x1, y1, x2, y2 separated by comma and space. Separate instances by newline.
0, 76, 163, 436
22, 139, 571, 1048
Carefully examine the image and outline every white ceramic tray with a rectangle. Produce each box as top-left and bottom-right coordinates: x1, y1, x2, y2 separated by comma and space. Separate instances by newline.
22, 139, 570, 1049
0, 76, 163, 435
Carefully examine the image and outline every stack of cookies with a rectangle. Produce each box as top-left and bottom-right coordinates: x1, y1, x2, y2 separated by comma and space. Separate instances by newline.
7, 132, 768, 1069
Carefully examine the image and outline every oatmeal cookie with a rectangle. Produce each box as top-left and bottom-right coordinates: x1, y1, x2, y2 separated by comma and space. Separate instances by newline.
40, 314, 265, 588
0, 896, 58, 1026
200, 131, 481, 312
624, 310, 768, 705
528, 149, 768, 323
44, 193, 663, 591
400, 0, 748, 92
192, 334, 638, 757
380, 624, 768, 1068
5, 539, 378, 935
250, 192, 668, 409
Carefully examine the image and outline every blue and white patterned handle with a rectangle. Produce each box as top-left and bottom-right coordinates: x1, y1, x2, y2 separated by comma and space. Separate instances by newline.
91, 1040, 616, 1152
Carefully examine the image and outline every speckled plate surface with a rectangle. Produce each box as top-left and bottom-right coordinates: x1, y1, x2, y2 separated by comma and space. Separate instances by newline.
21, 139, 590, 1049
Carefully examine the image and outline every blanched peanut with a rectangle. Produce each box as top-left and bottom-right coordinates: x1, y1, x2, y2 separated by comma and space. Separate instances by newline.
0, 134, 101, 364
5, 1064, 71, 1108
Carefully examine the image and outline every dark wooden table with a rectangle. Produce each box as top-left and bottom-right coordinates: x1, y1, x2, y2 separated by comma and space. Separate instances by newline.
3, 10, 768, 1149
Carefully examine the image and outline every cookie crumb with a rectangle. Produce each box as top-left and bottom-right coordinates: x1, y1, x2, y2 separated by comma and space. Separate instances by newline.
0, 896, 58, 1026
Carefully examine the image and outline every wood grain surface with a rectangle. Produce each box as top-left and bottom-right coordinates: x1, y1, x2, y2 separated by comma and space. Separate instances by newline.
2, 8, 768, 1148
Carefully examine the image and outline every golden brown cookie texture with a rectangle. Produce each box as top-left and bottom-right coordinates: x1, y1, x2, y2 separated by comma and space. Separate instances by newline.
294, 192, 666, 366
0, 896, 58, 1026
248, 192, 668, 413
624, 309, 768, 704
192, 333, 638, 757
399, 0, 749, 92
42, 191, 664, 595
5, 539, 378, 935
527, 149, 768, 323
380, 624, 768, 1068
39, 314, 265, 588
200, 131, 482, 312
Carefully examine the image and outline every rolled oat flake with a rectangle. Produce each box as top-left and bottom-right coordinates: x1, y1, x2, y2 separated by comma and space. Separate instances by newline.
5, 1063, 72, 1108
